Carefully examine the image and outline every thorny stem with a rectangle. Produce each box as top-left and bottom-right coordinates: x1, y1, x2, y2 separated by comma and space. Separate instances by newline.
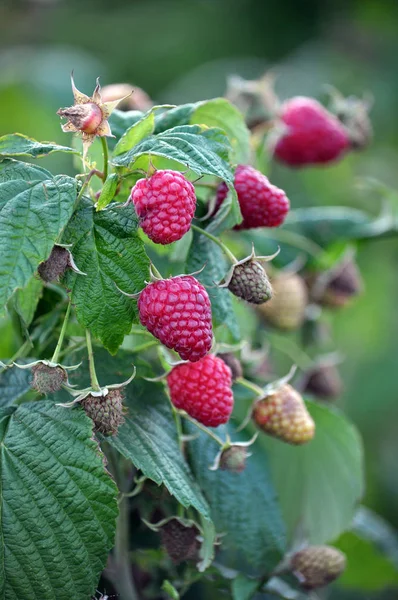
236, 377, 265, 398
51, 302, 71, 363
180, 411, 225, 447
101, 137, 109, 180
191, 224, 238, 264
85, 329, 101, 391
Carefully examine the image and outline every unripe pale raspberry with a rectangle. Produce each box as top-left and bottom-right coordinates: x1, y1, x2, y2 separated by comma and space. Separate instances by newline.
216, 165, 289, 229
138, 276, 212, 362
290, 545, 346, 590
130, 170, 197, 244
81, 389, 125, 436
219, 446, 248, 473
257, 272, 308, 330
167, 355, 234, 427
274, 97, 350, 167
160, 519, 200, 565
217, 352, 243, 381
228, 260, 273, 304
252, 384, 315, 445
31, 363, 67, 394
38, 246, 71, 282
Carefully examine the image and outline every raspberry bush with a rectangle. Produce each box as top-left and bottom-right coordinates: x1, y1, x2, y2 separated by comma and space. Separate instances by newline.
0, 73, 393, 600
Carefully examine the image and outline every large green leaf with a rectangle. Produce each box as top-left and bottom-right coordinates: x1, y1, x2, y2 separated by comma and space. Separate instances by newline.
186, 230, 239, 340
11, 276, 43, 329
0, 134, 76, 158
191, 98, 251, 163
112, 124, 233, 183
106, 376, 211, 519
108, 109, 144, 145
62, 201, 150, 353
0, 363, 32, 406
0, 401, 118, 600
259, 401, 364, 545
0, 160, 77, 311
154, 104, 196, 133
113, 111, 156, 157
336, 531, 398, 591
187, 424, 286, 576
285, 206, 398, 245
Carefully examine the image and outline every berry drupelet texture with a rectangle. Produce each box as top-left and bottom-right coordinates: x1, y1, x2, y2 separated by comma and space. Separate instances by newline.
130, 170, 197, 244
167, 354, 234, 427
215, 165, 290, 229
138, 276, 213, 362
228, 260, 273, 304
274, 97, 350, 167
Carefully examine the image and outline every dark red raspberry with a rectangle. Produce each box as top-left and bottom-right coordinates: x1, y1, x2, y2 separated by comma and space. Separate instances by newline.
138, 276, 212, 362
216, 165, 289, 229
130, 170, 196, 244
274, 97, 350, 167
160, 519, 200, 565
167, 355, 233, 427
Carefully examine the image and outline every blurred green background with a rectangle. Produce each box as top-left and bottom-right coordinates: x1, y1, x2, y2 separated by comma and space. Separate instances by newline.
1, 0, 398, 597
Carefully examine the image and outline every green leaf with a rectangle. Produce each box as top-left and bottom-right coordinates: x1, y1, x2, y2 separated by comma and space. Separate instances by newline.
232, 574, 260, 600
0, 133, 77, 158
0, 363, 32, 406
0, 160, 77, 311
113, 125, 233, 184
336, 531, 398, 591
260, 401, 364, 545
186, 231, 240, 340
154, 104, 196, 133
62, 201, 150, 353
0, 401, 118, 600
113, 111, 155, 156
191, 98, 251, 163
285, 206, 398, 246
105, 376, 211, 519
11, 276, 43, 328
187, 424, 286, 576
108, 109, 145, 144
96, 173, 120, 211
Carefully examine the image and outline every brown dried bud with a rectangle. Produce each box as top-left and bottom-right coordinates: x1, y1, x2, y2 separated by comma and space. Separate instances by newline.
38, 246, 71, 282
217, 353, 243, 381
160, 518, 200, 565
303, 364, 343, 400
219, 446, 248, 473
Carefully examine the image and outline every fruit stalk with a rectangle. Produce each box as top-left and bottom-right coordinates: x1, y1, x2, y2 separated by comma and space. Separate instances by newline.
51, 302, 72, 364
191, 224, 238, 264
86, 329, 101, 391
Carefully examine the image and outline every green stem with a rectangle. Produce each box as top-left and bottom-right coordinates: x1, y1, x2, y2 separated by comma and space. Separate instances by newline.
150, 262, 163, 279
129, 340, 159, 354
51, 302, 71, 363
101, 137, 109, 180
85, 329, 100, 391
191, 224, 238, 264
0, 340, 32, 374
180, 411, 225, 447
236, 377, 265, 398
105, 448, 139, 600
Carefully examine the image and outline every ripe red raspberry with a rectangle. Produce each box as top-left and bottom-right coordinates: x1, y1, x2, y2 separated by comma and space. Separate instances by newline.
167, 355, 233, 427
130, 170, 196, 244
274, 97, 350, 167
216, 165, 289, 229
138, 276, 212, 362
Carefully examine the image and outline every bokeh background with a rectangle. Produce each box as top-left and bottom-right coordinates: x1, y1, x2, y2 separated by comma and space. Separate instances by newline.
1, 0, 398, 597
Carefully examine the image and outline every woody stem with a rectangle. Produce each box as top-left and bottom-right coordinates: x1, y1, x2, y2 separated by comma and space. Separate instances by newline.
85, 329, 101, 391
191, 224, 238, 264
51, 302, 71, 363
101, 137, 109, 180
